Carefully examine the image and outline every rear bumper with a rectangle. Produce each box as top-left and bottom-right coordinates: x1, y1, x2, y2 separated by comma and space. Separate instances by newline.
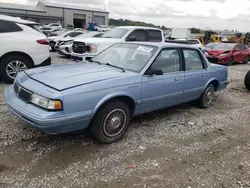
35, 57, 51, 67
218, 80, 229, 91
5, 86, 91, 134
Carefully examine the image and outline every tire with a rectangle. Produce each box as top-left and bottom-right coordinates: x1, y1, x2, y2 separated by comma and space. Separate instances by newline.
0, 55, 32, 83
244, 70, 250, 90
243, 56, 250, 64
90, 100, 131, 144
197, 84, 215, 108
228, 56, 234, 66
50, 41, 56, 52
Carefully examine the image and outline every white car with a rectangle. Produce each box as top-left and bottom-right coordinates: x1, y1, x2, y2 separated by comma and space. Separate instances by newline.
0, 15, 50, 83
95, 25, 110, 32
174, 38, 203, 49
45, 23, 62, 28
48, 30, 85, 51
56, 31, 104, 57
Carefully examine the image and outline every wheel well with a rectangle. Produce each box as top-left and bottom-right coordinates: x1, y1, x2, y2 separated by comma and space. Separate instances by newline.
96, 96, 136, 115
210, 80, 219, 91
0, 52, 34, 67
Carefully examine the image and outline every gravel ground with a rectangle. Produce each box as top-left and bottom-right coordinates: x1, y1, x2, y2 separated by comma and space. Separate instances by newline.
1, 53, 250, 188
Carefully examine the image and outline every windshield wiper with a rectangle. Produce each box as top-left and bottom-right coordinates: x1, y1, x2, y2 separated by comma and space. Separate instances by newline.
105, 63, 125, 72
88, 59, 101, 65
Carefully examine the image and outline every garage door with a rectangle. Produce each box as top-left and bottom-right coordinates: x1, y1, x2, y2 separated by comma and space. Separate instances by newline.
93, 16, 105, 26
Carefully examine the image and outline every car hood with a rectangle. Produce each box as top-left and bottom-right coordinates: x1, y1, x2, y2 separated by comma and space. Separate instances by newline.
74, 37, 121, 44
206, 49, 231, 56
24, 63, 129, 91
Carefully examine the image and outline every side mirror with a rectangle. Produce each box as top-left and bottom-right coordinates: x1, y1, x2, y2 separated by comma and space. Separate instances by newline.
126, 36, 136, 41
234, 48, 240, 52
145, 68, 163, 76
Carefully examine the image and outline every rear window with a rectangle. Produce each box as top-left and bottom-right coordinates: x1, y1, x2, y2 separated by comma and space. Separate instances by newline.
147, 30, 162, 42
0, 20, 23, 33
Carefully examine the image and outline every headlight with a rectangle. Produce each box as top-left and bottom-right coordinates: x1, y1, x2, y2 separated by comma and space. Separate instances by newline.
219, 53, 229, 57
88, 44, 98, 53
31, 93, 62, 111
63, 40, 73, 45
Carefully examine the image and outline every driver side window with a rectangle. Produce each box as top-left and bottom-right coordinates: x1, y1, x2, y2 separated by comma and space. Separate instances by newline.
150, 49, 180, 73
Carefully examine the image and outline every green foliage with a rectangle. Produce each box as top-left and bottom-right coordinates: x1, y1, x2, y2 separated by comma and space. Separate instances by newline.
109, 18, 169, 30
190, 27, 202, 34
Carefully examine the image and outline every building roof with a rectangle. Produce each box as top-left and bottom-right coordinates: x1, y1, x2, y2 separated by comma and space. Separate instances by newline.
40, 0, 109, 13
0, 2, 45, 12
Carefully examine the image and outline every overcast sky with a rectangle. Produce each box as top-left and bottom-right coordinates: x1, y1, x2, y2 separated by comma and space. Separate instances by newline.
1, 0, 250, 32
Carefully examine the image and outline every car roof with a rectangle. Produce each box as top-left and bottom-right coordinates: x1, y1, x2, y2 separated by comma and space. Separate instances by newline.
118, 42, 199, 49
116, 26, 162, 31
0, 14, 38, 24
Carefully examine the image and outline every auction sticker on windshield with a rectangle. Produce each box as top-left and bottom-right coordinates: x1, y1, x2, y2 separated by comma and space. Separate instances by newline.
137, 46, 153, 52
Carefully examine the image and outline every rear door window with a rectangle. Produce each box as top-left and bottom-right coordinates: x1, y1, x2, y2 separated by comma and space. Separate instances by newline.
147, 30, 162, 42
183, 49, 204, 70
0, 20, 23, 33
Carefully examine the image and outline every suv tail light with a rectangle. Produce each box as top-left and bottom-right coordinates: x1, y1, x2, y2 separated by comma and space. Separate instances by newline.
37, 39, 49, 45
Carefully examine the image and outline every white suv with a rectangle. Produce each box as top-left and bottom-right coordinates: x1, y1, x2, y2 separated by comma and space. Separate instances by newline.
0, 15, 51, 83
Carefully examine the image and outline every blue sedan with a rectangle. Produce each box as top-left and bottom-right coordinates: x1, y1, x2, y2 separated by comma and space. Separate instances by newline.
5, 42, 229, 143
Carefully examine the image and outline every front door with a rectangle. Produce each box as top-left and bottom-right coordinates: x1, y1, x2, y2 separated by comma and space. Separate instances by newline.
239, 44, 249, 62
233, 45, 242, 62
141, 48, 184, 113
182, 48, 209, 101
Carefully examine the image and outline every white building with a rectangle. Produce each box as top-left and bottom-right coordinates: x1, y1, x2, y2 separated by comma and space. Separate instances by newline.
0, 1, 109, 28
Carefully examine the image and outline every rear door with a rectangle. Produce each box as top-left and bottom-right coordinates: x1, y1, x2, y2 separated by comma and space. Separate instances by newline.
182, 48, 209, 101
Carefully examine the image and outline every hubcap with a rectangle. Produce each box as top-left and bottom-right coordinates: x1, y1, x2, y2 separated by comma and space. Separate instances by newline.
6, 61, 27, 79
103, 108, 127, 137
205, 87, 214, 105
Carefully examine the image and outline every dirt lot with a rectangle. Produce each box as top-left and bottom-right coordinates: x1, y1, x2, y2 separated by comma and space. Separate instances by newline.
1, 53, 250, 188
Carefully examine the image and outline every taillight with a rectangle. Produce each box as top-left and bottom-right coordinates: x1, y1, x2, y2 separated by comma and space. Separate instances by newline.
37, 39, 49, 45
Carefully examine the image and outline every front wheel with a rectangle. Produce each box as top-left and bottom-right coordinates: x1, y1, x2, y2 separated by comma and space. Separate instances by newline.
196, 84, 215, 108
90, 100, 131, 144
228, 57, 234, 66
0, 55, 32, 83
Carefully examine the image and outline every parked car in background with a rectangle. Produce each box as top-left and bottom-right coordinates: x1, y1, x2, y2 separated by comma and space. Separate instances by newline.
5, 43, 229, 143
56, 31, 104, 57
40, 27, 54, 36
46, 23, 62, 28
48, 30, 85, 51
205, 43, 250, 65
95, 25, 110, 32
71, 26, 165, 61
0, 15, 50, 83
74, 28, 85, 32
204, 42, 221, 50
47, 28, 68, 36
172, 39, 202, 49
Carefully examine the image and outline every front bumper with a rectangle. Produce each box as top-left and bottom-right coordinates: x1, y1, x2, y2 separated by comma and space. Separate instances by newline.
71, 52, 96, 61
206, 55, 230, 65
56, 45, 72, 56
5, 86, 91, 134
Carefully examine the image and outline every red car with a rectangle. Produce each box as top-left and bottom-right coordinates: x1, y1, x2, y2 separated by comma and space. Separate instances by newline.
205, 43, 250, 65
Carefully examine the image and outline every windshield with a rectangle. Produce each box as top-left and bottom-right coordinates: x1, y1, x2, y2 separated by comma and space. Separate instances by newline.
101, 28, 130, 38
92, 43, 158, 73
213, 44, 235, 50
64, 32, 82, 38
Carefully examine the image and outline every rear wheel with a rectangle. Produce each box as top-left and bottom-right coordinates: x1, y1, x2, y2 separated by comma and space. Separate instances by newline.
90, 100, 131, 144
196, 84, 215, 108
244, 71, 250, 90
0, 55, 32, 83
